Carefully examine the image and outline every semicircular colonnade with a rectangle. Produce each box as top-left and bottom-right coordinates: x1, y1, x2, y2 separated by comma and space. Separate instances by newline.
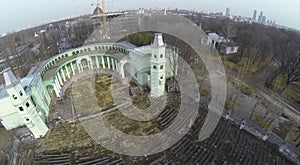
36, 42, 133, 98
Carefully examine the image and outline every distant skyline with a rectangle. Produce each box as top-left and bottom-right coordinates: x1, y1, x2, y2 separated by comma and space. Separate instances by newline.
0, 0, 299, 34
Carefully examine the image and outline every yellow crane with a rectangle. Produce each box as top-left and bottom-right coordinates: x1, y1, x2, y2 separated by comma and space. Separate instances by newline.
91, 0, 118, 25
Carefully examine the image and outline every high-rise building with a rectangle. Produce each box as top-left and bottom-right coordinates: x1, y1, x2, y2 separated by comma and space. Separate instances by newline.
252, 10, 257, 21
258, 11, 263, 23
262, 16, 266, 24
225, 7, 231, 17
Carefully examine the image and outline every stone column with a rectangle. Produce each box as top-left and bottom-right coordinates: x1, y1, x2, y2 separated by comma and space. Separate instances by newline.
60, 69, 66, 82
65, 65, 70, 79
111, 58, 115, 71
119, 62, 124, 78
107, 56, 111, 69
77, 60, 82, 73
70, 62, 75, 76
96, 56, 100, 68
101, 56, 105, 69
87, 56, 93, 70
57, 74, 63, 86
89, 60, 93, 70
55, 78, 61, 90
53, 83, 60, 97
115, 60, 119, 72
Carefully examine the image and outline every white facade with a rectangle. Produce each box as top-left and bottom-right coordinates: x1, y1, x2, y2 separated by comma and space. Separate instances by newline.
0, 68, 49, 138
125, 33, 178, 97
0, 33, 178, 138
150, 33, 166, 97
222, 45, 239, 55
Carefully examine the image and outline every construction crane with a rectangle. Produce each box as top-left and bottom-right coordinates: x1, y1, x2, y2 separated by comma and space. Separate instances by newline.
91, 0, 118, 25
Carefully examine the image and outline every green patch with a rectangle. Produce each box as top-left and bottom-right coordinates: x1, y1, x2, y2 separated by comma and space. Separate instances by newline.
251, 114, 271, 129
223, 57, 260, 75
95, 74, 114, 109
273, 74, 300, 103
128, 32, 155, 47
199, 87, 210, 97
285, 86, 300, 103
0, 128, 15, 152
132, 95, 151, 109
105, 110, 161, 136
42, 122, 96, 153
227, 75, 254, 96
272, 122, 292, 140
225, 100, 237, 110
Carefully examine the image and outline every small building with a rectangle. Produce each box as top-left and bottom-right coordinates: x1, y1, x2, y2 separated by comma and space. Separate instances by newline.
219, 43, 239, 55
202, 33, 229, 48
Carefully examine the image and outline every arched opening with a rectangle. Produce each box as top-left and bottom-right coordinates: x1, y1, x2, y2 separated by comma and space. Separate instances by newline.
81, 58, 89, 71
46, 85, 54, 96
215, 42, 219, 48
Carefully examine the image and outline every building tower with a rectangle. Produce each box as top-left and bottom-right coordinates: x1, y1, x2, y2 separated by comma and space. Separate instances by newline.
1, 68, 48, 138
252, 10, 257, 21
225, 7, 231, 17
258, 11, 263, 23
262, 16, 267, 24
150, 33, 166, 97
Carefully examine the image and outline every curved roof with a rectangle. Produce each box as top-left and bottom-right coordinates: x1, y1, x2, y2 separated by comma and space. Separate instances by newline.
93, 7, 103, 15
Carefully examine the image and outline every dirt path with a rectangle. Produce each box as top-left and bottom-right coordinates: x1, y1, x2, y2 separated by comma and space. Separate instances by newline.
245, 62, 300, 123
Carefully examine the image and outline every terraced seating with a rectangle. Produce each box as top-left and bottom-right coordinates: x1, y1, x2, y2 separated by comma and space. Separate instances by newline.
75, 155, 124, 165
168, 136, 213, 164
156, 107, 178, 128
33, 153, 70, 165
150, 155, 175, 165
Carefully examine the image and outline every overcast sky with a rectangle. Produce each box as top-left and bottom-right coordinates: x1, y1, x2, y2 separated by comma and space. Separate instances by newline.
0, 0, 299, 34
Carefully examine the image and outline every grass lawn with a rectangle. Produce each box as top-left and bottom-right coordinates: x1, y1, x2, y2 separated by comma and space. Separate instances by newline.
223, 57, 262, 75
251, 114, 271, 129
227, 75, 254, 96
0, 127, 15, 151
273, 74, 300, 103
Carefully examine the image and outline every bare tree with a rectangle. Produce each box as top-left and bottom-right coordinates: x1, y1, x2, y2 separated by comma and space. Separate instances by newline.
221, 19, 238, 41
265, 32, 300, 88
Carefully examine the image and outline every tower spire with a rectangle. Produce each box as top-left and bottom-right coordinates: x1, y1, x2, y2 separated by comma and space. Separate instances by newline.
153, 33, 164, 47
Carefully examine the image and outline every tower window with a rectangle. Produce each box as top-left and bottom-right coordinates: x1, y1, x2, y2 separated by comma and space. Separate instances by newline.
12, 95, 17, 100
160, 65, 164, 69
19, 107, 24, 111
160, 54, 163, 58
153, 66, 157, 69
160, 76, 164, 79
26, 102, 30, 108
19, 91, 23, 96
154, 54, 157, 58
25, 118, 30, 121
